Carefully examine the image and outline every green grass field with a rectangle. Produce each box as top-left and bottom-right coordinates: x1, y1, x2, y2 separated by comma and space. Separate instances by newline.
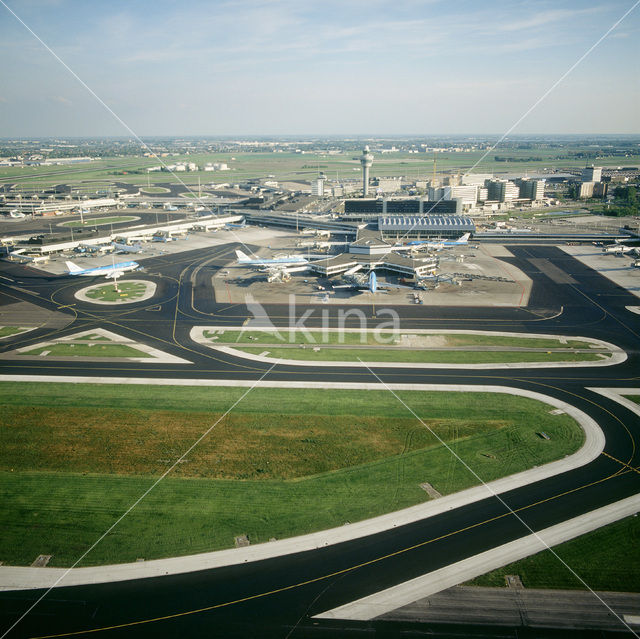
206, 330, 595, 349
74, 333, 111, 341
0, 326, 30, 338
20, 343, 151, 358
139, 186, 170, 193
467, 516, 640, 593
235, 346, 602, 364
0, 382, 584, 567
85, 282, 148, 302
625, 396, 640, 405
60, 216, 137, 227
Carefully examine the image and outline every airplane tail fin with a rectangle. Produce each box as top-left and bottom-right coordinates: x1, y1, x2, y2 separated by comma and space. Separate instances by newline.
368, 271, 377, 294
65, 261, 83, 274
457, 233, 471, 243
235, 249, 251, 262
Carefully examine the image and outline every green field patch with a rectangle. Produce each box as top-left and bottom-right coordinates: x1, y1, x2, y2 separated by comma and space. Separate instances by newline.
85, 282, 148, 302
139, 186, 170, 194
0, 326, 31, 338
60, 216, 137, 228
211, 330, 594, 350
467, 516, 640, 593
235, 346, 602, 364
20, 344, 150, 358
624, 395, 640, 405
0, 383, 584, 567
179, 191, 208, 198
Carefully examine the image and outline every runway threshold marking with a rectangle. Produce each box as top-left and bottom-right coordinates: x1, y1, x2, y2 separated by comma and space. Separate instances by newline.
28, 467, 631, 639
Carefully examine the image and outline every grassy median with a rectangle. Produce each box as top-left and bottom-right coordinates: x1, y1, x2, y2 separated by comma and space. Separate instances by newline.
0, 382, 584, 567
234, 346, 602, 364
467, 516, 640, 593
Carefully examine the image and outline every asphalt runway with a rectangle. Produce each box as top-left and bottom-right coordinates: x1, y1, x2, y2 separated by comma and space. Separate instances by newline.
0, 243, 639, 638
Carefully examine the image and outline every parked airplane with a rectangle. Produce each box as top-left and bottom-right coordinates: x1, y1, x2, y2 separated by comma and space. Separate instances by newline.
333, 270, 414, 294
603, 244, 633, 254
226, 219, 247, 229
113, 241, 143, 254
396, 233, 472, 251
235, 249, 320, 267
65, 260, 140, 279
265, 264, 310, 282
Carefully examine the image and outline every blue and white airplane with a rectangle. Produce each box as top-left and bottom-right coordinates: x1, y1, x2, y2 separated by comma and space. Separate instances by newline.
226, 219, 247, 230
112, 241, 143, 254
65, 260, 140, 279
235, 249, 318, 267
397, 232, 472, 251
334, 270, 414, 294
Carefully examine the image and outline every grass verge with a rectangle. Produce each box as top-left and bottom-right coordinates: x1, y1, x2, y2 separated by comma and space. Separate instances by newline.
0, 383, 584, 567
206, 330, 594, 349
20, 344, 151, 358
235, 346, 602, 364
85, 282, 148, 302
0, 327, 30, 338
466, 516, 640, 592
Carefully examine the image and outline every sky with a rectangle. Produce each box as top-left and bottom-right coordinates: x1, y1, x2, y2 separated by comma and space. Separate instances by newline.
0, 0, 638, 137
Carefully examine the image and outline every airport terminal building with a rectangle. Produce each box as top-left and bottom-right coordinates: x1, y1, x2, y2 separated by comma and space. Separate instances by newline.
378, 215, 475, 241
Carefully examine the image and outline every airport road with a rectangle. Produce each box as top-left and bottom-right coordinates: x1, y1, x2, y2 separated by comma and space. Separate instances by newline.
0, 244, 639, 638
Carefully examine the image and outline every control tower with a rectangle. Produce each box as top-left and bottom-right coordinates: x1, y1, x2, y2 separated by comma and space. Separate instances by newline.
360, 145, 374, 196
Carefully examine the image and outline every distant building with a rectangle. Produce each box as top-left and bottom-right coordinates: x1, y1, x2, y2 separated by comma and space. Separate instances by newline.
582, 166, 602, 183
372, 177, 403, 193
311, 175, 326, 197
343, 198, 461, 220
593, 182, 608, 198
462, 173, 493, 186
519, 179, 545, 201
578, 182, 595, 198
204, 162, 229, 172
488, 179, 519, 202
429, 185, 477, 206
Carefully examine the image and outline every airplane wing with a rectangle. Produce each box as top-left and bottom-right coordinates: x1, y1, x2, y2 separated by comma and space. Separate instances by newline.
105, 270, 124, 279
376, 282, 415, 290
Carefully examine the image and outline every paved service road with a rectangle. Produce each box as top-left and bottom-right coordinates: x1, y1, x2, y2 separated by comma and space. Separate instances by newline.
0, 244, 639, 638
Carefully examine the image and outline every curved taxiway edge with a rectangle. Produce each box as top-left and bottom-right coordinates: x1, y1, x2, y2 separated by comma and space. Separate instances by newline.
589, 388, 640, 419
314, 493, 640, 621
209, 343, 626, 369
0, 377, 605, 592
189, 327, 626, 370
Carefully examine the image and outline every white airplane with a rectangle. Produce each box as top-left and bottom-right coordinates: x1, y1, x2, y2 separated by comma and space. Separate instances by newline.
113, 241, 143, 254
603, 244, 633, 254
333, 270, 414, 294
265, 264, 310, 282
395, 233, 472, 252
65, 260, 140, 279
235, 249, 320, 267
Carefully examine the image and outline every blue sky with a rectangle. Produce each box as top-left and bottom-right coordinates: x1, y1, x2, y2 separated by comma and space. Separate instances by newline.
0, 0, 638, 136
